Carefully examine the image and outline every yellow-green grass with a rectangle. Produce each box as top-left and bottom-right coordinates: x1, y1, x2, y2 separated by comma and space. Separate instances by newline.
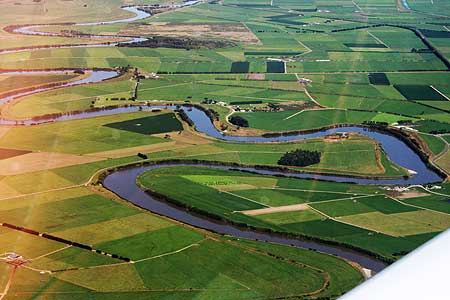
0, 73, 79, 95
6, 75, 134, 119
418, 133, 446, 156
138, 166, 436, 258
235, 109, 419, 132
0, 111, 171, 154
253, 209, 325, 224
49, 239, 325, 297
0, 227, 64, 258
147, 136, 408, 177
0, 185, 363, 299
339, 210, 450, 236
137, 79, 310, 104
229, 189, 359, 207
0, 0, 136, 47
0, 154, 152, 199
310, 196, 418, 218
436, 150, 450, 174
402, 194, 450, 214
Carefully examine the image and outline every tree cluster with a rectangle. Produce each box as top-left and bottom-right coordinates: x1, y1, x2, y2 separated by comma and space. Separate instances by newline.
229, 115, 249, 127
118, 36, 232, 50
277, 149, 321, 167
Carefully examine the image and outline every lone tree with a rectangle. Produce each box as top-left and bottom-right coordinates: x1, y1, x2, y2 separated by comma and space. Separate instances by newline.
278, 149, 321, 167
229, 115, 249, 127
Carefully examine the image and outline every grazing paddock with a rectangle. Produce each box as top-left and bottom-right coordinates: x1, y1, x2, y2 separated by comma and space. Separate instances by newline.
104, 113, 182, 135
368, 73, 390, 85
394, 84, 447, 101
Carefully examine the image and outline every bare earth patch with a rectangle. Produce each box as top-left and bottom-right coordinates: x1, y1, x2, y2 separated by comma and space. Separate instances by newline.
0, 148, 30, 160
0, 152, 102, 175
241, 204, 309, 216
119, 22, 261, 44
247, 74, 265, 80
396, 191, 431, 199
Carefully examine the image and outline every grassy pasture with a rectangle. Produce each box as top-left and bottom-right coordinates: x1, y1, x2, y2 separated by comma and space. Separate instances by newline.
138, 166, 442, 259
418, 133, 446, 155
0, 73, 79, 95
368, 73, 390, 85
0, 182, 363, 299
402, 194, 450, 214
1, 0, 450, 297
0, 111, 168, 154
104, 113, 182, 135
235, 109, 414, 132
6, 75, 134, 118
394, 84, 447, 101
147, 135, 408, 177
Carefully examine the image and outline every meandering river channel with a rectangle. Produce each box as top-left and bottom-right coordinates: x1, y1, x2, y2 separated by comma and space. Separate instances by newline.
0, 4, 444, 273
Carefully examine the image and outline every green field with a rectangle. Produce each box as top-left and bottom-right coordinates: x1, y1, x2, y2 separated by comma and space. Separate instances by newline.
0, 73, 79, 95
0, 179, 364, 299
1, 0, 450, 298
235, 109, 416, 132
146, 135, 409, 178
104, 113, 182, 135
0, 111, 170, 154
138, 166, 448, 259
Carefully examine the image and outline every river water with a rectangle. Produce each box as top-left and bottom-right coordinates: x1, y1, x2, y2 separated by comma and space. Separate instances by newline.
103, 163, 389, 272
0, 2, 442, 273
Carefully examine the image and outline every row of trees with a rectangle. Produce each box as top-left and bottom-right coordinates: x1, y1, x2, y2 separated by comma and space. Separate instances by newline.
118, 36, 232, 50
278, 149, 321, 167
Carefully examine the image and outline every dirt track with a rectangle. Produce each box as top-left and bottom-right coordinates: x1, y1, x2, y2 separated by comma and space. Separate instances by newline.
241, 204, 309, 216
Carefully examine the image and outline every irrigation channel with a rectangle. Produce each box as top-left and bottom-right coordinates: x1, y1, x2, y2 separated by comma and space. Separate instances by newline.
0, 4, 444, 274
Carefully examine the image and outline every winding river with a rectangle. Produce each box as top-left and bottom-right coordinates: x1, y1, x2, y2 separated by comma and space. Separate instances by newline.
0, 99, 442, 185
0, 3, 445, 274
0, 6, 151, 54
0, 70, 119, 105
103, 163, 388, 272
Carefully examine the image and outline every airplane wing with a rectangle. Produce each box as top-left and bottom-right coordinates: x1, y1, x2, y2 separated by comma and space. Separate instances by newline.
339, 228, 450, 300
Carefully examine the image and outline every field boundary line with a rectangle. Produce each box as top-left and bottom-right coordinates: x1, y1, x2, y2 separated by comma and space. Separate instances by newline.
352, 0, 364, 12
284, 107, 337, 120
136, 82, 191, 93
223, 191, 271, 208
219, 272, 252, 290
293, 37, 312, 56
0, 184, 84, 202
31, 245, 72, 261
135, 239, 205, 263
430, 85, 450, 101
407, 185, 450, 197
272, 187, 374, 196
386, 194, 450, 216
308, 205, 389, 235
284, 109, 304, 120
305, 194, 375, 205
0, 265, 16, 300
367, 31, 389, 48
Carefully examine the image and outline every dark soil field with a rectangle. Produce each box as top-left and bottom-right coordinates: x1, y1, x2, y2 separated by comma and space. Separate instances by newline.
0, 148, 30, 160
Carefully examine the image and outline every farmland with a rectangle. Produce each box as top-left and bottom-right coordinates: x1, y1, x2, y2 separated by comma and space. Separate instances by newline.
0, 183, 365, 299
138, 166, 449, 260
0, 0, 450, 298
